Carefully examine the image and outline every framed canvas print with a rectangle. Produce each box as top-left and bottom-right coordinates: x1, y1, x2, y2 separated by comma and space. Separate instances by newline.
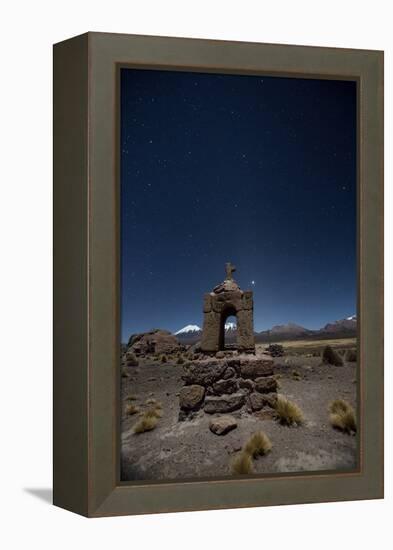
53, 32, 383, 517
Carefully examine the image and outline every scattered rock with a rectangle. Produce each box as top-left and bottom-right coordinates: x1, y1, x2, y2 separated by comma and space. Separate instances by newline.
215, 351, 225, 359
209, 415, 238, 435
255, 376, 277, 394
128, 329, 182, 356
204, 392, 246, 414
248, 392, 277, 411
253, 409, 276, 420
248, 392, 265, 411
179, 384, 205, 411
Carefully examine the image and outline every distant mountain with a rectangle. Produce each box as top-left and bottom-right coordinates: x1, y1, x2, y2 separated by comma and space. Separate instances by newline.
255, 322, 312, 343
174, 324, 201, 335
175, 321, 238, 344
173, 315, 357, 345
317, 315, 357, 338
256, 316, 357, 342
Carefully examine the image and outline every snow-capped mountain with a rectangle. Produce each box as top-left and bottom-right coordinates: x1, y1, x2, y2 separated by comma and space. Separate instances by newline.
318, 315, 357, 335
174, 324, 201, 335
174, 321, 238, 344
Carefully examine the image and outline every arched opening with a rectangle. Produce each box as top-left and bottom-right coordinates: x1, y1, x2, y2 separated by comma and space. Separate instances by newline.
219, 306, 238, 350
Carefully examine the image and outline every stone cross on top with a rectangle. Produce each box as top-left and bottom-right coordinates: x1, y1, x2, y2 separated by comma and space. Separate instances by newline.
225, 262, 236, 280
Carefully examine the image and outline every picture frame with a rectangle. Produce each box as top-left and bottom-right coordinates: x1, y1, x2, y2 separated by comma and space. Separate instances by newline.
53, 32, 383, 517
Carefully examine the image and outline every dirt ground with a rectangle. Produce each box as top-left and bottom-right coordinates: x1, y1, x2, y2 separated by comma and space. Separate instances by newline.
120, 341, 358, 481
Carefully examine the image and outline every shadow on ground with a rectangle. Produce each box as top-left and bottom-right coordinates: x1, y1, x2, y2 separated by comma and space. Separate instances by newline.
24, 488, 52, 504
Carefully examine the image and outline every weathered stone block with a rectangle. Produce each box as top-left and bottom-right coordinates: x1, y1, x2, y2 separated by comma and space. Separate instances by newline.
182, 360, 227, 386
227, 358, 241, 374
179, 385, 205, 411
238, 378, 255, 394
203, 293, 212, 313
239, 357, 274, 379
204, 392, 246, 414
212, 378, 238, 395
242, 291, 253, 310
223, 366, 236, 379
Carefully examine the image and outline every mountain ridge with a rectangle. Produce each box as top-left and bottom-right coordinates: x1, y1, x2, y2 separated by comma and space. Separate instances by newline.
174, 316, 357, 344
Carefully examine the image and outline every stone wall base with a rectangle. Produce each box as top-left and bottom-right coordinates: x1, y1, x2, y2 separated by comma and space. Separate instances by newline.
179, 355, 277, 420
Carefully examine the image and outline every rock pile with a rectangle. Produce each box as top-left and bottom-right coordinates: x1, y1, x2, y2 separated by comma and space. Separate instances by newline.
266, 343, 284, 357
127, 329, 183, 357
178, 355, 277, 420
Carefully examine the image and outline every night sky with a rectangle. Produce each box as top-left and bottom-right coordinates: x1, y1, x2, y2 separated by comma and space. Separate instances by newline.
120, 68, 356, 341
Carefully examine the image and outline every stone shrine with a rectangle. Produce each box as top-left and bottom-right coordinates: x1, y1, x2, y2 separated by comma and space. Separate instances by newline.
200, 263, 255, 353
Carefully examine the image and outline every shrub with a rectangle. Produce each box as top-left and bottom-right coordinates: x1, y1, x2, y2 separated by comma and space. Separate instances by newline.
274, 395, 304, 426
329, 399, 357, 434
322, 345, 343, 366
244, 432, 272, 458
231, 452, 254, 475
176, 354, 185, 365
133, 415, 158, 434
125, 404, 139, 416
345, 349, 357, 362
292, 370, 301, 380
121, 367, 129, 378
126, 394, 137, 401
161, 354, 167, 363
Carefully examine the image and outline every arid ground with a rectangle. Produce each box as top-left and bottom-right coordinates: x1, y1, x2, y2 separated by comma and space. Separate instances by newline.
121, 338, 358, 481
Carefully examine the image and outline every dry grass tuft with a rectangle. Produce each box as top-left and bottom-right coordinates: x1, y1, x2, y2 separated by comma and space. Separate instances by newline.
244, 432, 272, 458
144, 407, 163, 419
322, 345, 344, 366
125, 404, 140, 416
292, 370, 302, 381
274, 395, 304, 426
231, 452, 254, 475
329, 399, 356, 434
145, 398, 158, 405
133, 415, 158, 434
176, 354, 185, 365
161, 354, 168, 363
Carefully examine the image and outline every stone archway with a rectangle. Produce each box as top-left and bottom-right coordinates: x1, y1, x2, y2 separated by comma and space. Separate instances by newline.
218, 305, 237, 350
201, 263, 255, 354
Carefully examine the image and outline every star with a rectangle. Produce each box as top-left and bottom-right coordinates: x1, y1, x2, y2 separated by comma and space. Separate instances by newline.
251, 280, 255, 285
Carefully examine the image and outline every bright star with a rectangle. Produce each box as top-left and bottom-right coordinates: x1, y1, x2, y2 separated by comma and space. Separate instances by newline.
251, 280, 255, 285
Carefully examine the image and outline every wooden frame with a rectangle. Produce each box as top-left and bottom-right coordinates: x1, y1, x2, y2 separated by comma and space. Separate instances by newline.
53, 32, 384, 517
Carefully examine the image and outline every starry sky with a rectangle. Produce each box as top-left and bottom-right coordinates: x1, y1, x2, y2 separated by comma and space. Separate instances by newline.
120, 68, 356, 341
